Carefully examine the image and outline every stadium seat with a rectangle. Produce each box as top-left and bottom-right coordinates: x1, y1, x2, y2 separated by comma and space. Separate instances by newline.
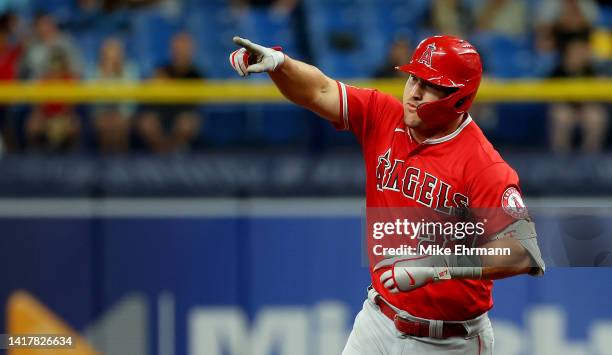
303, 0, 383, 78
201, 105, 250, 146
471, 33, 534, 78
246, 9, 299, 58
187, 7, 258, 79
73, 32, 104, 71
363, 0, 428, 43
248, 104, 308, 146
130, 9, 183, 77
493, 103, 548, 148
31, 0, 75, 22
598, 5, 612, 27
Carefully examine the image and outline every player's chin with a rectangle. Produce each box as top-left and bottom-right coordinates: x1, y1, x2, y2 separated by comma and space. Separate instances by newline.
403, 112, 422, 128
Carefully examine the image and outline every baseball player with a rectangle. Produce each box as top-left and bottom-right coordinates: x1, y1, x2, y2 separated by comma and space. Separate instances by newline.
229, 35, 545, 355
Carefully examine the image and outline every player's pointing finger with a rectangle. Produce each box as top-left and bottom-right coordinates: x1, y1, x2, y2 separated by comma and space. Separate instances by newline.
232, 36, 244, 45
233, 36, 258, 51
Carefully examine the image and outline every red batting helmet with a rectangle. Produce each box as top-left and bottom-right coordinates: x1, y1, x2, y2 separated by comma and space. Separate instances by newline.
396, 35, 482, 127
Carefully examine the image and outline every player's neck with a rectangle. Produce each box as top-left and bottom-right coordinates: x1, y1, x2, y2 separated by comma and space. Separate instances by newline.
409, 115, 465, 144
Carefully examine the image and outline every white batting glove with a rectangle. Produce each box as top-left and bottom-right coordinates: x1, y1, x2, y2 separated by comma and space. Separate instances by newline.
375, 256, 450, 293
229, 36, 285, 77
373, 255, 482, 293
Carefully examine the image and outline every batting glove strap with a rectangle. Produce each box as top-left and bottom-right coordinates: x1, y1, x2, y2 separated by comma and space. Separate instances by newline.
432, 266, 451, 281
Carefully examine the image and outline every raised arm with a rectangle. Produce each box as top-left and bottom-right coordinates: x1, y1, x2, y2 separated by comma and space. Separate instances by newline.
229, 36, 341, 125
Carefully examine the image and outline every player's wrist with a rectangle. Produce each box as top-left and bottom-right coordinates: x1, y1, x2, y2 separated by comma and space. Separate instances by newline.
447, 266, 482, 280
264, 46, 285, 72
270, 50, 285, 71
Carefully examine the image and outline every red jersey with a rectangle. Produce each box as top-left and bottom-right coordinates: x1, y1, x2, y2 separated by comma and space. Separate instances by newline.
334, 82, 523, 321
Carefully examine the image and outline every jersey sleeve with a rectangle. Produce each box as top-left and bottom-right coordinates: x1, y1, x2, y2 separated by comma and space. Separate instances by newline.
332, 81, 380, 144
467, 162, 526, 238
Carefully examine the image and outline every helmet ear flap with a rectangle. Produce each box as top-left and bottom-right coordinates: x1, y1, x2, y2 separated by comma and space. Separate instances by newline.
416, 95, 462, 127
416, 89, 476, 127
454, 94, 473, 111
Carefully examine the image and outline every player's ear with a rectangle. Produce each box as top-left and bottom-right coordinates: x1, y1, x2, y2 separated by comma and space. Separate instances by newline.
454, 94, 472, 109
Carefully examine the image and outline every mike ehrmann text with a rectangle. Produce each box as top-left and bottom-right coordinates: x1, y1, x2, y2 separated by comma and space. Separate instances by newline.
372, 244, 512, 256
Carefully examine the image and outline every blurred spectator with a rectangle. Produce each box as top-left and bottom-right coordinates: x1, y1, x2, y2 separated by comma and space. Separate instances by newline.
374, 38, 412, 79
136, 32, 203, 154
548, 38, 609, 153
0, 12, 23, 153
87, 37, 138, 154
0, 12, 22, 81
536, 0, 608, 153
25, 48, 81, 152
21, 12, 82, 79
535, 0, 600, 54
0, 12, 19, 66
429, 0, 472, 37
473, 0, 528, 38
80, 0, 100, 12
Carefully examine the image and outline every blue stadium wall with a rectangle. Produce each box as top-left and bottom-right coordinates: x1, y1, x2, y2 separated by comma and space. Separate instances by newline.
0, 199, 611, 355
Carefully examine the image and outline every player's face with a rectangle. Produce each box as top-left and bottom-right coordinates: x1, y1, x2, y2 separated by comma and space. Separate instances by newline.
402, 75, 449, 128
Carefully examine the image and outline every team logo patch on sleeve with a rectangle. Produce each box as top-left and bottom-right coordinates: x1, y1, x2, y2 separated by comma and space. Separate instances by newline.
501, 187, 528, 219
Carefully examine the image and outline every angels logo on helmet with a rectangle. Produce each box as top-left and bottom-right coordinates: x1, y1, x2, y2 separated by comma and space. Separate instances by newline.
417, 44, 435, 67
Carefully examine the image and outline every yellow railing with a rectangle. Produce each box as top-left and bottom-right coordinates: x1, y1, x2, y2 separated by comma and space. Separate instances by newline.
0, 78, 609, 103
